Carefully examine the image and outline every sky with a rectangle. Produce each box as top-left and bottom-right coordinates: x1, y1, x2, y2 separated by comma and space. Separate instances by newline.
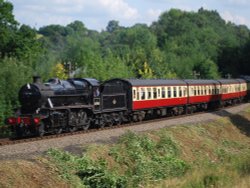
7, 0, 250, 31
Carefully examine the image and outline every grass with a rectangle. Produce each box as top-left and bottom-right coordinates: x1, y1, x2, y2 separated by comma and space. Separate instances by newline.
0, 159, 70, 188
0, 107, 250, 187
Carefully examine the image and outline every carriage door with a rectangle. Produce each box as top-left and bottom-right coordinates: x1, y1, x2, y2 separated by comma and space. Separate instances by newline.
93, 86, 100, 110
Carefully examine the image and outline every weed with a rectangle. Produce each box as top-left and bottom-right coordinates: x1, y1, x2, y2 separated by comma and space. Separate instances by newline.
183, 173, 229, 188
221, 139, 244, 149
47, 131, 189, 188
234, 154, 250, 176
109, 131, 189, 187
47, 149, 126, 188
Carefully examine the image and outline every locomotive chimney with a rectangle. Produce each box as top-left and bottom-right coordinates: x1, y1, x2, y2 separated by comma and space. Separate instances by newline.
33, 76, 41, 84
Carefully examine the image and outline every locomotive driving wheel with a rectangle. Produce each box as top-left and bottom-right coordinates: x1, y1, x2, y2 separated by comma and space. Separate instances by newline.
38, 122, 45, 137
113, 113, 122, 125
78, 110, 90, 130
105, 114, 114, 127
69, 112, 77, 132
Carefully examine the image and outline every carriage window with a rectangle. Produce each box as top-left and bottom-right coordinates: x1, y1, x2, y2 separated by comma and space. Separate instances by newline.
191, 88, 194, 96
168, 87, 171, 98
133, 89, 136, 100
162, 87, 166, 98
201, 87, 203, 95
223, 87, 227, 94
158, 88, 161, 98
242, 85, 245, 91
137, 90, 140, 100
194, 87, 197, 96
147, 88, 152, 99
179, 87, 182, 97
198, 87, 200, 95
183, 87, 187, 96
153, 88, 157, 99
173, 87, 177, 97
216, 88, 220, 94
141, 88, 145, 100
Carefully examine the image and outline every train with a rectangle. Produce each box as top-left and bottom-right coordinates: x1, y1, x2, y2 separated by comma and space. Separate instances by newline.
5, 76, 250, 138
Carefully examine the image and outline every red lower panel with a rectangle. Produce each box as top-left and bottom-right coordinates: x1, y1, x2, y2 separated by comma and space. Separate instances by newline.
188, 95, 219, 104
132, 91, 246, 111
221, 91, 246, 100
240, 91, 247, 98
221, 93, 238, 100
133, 98, 187, 110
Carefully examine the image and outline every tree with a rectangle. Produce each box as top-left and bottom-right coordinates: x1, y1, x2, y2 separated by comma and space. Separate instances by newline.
0, 0, 18, 57
106, 20, 120, 33
139, 62, 153, 78
50, 63, 68, 79
14, 25, 43, 65
0, 58, 33, 124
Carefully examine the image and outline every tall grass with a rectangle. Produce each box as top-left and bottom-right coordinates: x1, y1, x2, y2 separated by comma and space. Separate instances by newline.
47, 131, 189, 187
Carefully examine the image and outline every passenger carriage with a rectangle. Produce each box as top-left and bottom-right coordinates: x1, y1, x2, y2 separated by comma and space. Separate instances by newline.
100, 78, 248, 122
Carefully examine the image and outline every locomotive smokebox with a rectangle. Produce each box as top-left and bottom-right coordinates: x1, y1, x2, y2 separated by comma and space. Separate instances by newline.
33, 76, 41, 84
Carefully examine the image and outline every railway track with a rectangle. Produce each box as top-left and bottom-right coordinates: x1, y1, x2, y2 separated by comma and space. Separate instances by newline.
0, 103, 246, 147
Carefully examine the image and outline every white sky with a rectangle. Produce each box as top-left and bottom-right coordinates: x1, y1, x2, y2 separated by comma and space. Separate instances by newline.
8, 0, 250, 31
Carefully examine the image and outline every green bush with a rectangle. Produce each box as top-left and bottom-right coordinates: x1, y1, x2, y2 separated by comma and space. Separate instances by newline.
48, 131, 189, 187
110, 131, 189, 187
47, 149, 126, 188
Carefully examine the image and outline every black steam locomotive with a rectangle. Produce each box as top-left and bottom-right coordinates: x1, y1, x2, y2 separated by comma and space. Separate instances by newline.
8, 76, 100, 137
6, 76, 249, 138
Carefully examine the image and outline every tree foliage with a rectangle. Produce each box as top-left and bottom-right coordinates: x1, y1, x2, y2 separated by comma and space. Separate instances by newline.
51, 63, 68, 80
0, 2, 250, 124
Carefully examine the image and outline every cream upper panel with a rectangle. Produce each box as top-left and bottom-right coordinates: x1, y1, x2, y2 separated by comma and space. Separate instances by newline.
132, 86, 187, 101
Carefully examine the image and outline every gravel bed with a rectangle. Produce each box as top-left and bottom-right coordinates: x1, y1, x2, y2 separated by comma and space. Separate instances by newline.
0, 103, 249, 160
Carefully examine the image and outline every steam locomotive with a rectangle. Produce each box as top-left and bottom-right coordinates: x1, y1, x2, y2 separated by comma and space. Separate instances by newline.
6, 76, 249, 138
